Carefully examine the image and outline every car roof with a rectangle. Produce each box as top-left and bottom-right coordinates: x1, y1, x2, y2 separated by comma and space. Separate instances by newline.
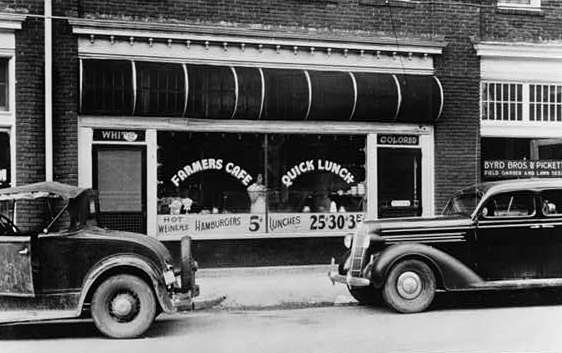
458, 178, 562, 197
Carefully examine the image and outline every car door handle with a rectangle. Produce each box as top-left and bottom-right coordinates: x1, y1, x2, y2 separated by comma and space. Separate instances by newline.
18, 247, 29, 256
529, 225, 541, 229
541, 224, 555, 228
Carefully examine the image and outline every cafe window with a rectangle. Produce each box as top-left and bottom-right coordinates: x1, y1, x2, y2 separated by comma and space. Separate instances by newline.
156, 132, 366, 237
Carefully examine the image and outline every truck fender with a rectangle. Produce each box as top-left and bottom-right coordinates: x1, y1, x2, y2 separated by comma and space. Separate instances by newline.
370, 243, 483, 290
77, 254, 175, 316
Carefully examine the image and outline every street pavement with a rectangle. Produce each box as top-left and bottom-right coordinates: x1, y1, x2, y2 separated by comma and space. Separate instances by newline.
3, 265, 562, 352
3, 294, 562, 353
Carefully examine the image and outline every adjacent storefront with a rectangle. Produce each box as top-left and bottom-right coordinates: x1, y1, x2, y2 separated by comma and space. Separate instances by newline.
476, 42, 562, 182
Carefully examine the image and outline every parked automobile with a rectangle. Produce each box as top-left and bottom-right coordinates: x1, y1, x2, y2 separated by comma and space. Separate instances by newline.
0, 181, 198, 338
329, 178, 562, 313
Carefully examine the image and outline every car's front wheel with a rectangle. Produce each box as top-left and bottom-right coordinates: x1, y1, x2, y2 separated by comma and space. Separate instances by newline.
382, 259, 436, 313
91, 274, 157, 338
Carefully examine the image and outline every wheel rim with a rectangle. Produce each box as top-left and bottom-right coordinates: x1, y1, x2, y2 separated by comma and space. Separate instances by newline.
109, 291, 140, 322
396, 271, 423, 300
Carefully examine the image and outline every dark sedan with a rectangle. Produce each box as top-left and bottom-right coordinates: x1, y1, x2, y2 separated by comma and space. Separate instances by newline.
330, 178, 562, 313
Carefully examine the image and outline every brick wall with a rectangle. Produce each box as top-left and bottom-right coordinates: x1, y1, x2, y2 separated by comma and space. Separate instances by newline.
482, 0, 562, 41
4, 0, 562, 230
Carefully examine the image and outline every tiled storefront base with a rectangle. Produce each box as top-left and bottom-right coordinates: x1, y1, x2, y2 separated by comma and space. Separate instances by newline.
163, 237, 346, 268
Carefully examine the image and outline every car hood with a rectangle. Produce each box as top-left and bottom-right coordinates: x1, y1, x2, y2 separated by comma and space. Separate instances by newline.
366, 215, 474, 233
76, 226, 173, 264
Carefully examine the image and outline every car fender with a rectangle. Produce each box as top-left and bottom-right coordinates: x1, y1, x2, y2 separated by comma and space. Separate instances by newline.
77, 254, 175, 315
370, 243, 483, 290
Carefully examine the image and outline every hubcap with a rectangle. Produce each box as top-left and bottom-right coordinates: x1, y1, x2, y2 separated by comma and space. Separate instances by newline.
396, 271, 422, 300
110, 292, 138, 321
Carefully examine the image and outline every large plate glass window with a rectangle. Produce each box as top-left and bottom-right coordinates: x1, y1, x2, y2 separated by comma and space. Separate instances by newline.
266, 134, 366, 234
156, 132, 366, 238
482, 137, 562, 180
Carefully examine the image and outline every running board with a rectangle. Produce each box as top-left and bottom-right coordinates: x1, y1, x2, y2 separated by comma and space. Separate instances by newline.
0, 310, 78, 325
469, 278, 562, 291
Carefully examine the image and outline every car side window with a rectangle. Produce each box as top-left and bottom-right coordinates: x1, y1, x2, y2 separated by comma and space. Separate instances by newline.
481, 192, 535, 219
540, 189, 562, 217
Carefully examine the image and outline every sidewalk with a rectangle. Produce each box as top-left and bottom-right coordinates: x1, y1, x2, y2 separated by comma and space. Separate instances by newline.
194, 265, 356, 310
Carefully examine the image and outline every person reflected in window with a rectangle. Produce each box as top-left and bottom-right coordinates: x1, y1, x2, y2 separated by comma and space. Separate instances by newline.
247, 173, 266, 214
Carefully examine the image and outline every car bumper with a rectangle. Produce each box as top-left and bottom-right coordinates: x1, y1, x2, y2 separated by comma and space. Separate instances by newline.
328, 258, 371, 287
172, 287, 226, 312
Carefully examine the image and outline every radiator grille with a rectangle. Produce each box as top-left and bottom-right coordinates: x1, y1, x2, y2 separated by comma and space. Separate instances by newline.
349, 232, 367, 276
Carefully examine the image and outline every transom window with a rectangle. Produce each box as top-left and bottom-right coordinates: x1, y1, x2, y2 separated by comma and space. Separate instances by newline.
481, 82, 562, 123
481, 82, 523, 121
530, 84, 562, 122
0, 59, 8, 111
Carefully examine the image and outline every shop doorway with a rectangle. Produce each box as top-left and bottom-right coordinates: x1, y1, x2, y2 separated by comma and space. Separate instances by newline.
92, 146, 146, 234
378, 147, 422, 218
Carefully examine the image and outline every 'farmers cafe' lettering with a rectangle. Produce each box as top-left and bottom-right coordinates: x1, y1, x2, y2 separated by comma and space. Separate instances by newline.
281, 159, 355, 187
171, 158, 253, 187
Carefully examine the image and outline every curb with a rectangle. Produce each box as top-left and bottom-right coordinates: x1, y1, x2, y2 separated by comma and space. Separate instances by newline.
194, 265, 357, 311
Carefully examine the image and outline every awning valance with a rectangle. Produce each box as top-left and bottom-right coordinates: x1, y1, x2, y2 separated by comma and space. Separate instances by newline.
81, 60, 443, 123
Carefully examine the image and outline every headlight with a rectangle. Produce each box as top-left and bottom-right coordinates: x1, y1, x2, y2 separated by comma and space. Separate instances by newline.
344, 233, 353, 249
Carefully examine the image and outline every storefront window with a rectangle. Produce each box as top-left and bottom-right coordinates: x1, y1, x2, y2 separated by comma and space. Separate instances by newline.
482, 137, 562, 180
157, 132, 366, 237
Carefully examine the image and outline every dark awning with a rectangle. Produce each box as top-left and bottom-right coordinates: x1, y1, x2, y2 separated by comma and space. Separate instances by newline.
81, 60, 443, 123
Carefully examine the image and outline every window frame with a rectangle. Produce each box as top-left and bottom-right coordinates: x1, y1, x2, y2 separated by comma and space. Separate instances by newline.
497, 0, 541, 10
539, 189, 562, 217
479, 191, 537, 220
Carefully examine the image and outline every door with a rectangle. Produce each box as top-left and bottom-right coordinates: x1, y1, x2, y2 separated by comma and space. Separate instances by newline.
537, 189, 562, 278
93, 146, 146, 234
377, 147, 422, 218
0, 236, 34, 296
475, 191, 547, 280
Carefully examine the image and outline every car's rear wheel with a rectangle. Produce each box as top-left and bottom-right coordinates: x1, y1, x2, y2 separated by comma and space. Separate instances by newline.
348, 285, 382, 305
382, 259, 435, 313
91, 274, 157, 338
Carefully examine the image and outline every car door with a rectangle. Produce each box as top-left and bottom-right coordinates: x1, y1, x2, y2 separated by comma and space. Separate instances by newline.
475, 191, 547, 281
537, 189, 562, 278
0, 235, 35, 296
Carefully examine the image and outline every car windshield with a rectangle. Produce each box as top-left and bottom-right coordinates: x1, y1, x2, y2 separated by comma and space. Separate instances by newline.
442, 192, 482, 216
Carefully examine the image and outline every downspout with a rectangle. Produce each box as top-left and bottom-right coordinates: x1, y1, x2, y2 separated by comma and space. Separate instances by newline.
45, 0, 53, 181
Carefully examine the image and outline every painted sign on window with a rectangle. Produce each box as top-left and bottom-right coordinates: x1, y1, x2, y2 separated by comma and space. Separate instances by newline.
483, 160, 562, 179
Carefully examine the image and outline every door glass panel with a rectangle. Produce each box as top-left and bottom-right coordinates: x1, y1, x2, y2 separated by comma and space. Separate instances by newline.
94, 148, 145, 233
378, 148, 421, 218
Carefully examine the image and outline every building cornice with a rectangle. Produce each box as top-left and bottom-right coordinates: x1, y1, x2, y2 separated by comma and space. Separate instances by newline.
474, 40, 562, 60
69, 18, 446, 56
0, 13, 27, 31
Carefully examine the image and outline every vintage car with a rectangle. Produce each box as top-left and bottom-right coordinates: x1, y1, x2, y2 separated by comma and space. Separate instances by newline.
0, 181, 198, 338
329, 178, 562, 313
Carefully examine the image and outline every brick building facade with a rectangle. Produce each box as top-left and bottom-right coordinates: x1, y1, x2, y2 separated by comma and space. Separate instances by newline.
0, 0, 560, 267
